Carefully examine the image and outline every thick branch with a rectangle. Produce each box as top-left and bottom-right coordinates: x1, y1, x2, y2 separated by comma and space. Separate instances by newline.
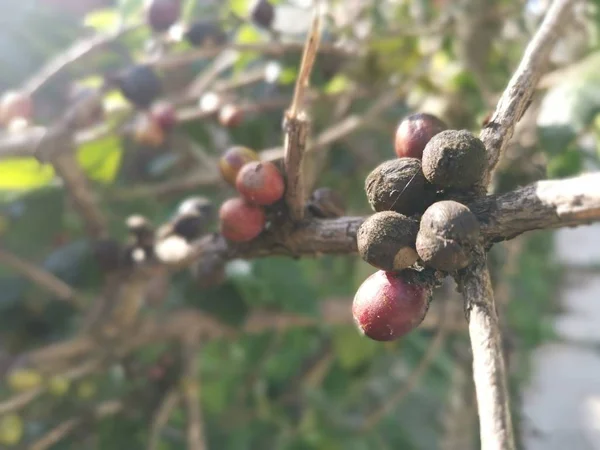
456, 252, 514, 450
479, 0, 578, 181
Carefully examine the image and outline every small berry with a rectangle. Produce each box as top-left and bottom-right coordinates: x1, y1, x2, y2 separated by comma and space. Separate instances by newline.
126, 214, 154, 247
113, 65, 162, 109
236, 161, 285, 205
422, 130, 488, 190
357, 211, 419, 271
199, 91, 222, 114
177, 196, 214, 220
394, 113, 447, 159
218, 103, 244, 127
219, 197, 266, 242
92, 239, 122, 273
219, 146, 260, 186
250, 0, 275, 29
416, 200, 480, 271
133, 113, 165, 147
184, 21, 227, 47
365, 158, 435, 216
0, 91, 32, 126
150, 101, 177, 131
145, 0, 181, 32
353, 270, 430, 341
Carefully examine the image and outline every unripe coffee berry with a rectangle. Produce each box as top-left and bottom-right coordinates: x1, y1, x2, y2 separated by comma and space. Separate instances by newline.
394, 113, 447, 159
353, 270, 431, 341
422, 130, 487, 190
416, 200, 480, 271
219, 197, 266, 242
236, 161, 285, 206
150, 101, 177, 131
218, 104, 244, 128
365, 158, 435, 216
219, 146, 260, 186
357, 211, 419, 271
114, 65, 162, 109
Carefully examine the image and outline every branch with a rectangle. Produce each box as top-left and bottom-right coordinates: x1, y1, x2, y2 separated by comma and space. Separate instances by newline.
456, 252, 514, 450
479, 0, 578, 182
0, 247, 86, 309
148, 389, 181, 450
283, 6, 321, 221
181, 340, 206, 450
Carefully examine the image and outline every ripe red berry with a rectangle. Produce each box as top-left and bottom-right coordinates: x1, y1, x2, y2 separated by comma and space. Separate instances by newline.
236, 161, 285, 205
219, 198, 266, 242
0, 91, 32, 126
145, 0, 181, 32
150, 101, 177, 131
394, 113, 447, 159
219, 146, 260, 186
352, 270, 430, 341
218, 104, 244, 128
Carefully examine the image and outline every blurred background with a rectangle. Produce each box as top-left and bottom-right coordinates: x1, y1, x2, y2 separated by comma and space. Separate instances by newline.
0, 0, 599, 448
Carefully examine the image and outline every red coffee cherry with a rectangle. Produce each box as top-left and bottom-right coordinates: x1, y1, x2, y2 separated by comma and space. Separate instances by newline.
394, 113, 447, 160
219, 197, 266, 242
236, 161, 285, 206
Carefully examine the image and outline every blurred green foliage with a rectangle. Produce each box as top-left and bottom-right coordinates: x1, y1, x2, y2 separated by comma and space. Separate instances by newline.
0, 0, 593, 448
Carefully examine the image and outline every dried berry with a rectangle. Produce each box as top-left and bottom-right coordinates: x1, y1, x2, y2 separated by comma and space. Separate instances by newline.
219, 146, 260, 186
145, 0, 181, 32
92, 239, 122, 273
353, 270, 431, 341
421, 130, 487, 190
307, 187, 346, 218
219, 198, 266, 242
150, 101, 177, 131
177, 196, 214, 221
0, 91, 32, 126
357, 211, 419, 271
394, 113, 447, 159
184, 21, 227, 47
114, 65, 162, 109
250, 0, 275, 29
126, 214, 154, 247
416, 200, 480, 271
365, 158, 435, 216
236, 161, 285, 206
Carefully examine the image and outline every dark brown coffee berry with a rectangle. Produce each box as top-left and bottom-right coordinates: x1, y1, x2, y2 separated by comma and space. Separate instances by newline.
184, 21, 227, 47
114, 65, 162, 109
357, 211, 419, 271
394, 113, 447, 159
416, 200, 480, 271
365, 158, 435, 216
421, 130, 487, 190
250, 0, 275, 29
145, 0, 181, 32
353, 270, 431, 341
150, 101, 177, 131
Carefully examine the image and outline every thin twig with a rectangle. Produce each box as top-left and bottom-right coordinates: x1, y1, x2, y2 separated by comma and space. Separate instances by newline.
148, 389, 181, 450
0, 247, 86, 309
479, 0, 579, 184
283, 4, 322, 221
181, 340, 206, 450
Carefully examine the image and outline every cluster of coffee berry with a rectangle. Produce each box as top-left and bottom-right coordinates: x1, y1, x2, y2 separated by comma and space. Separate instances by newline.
353, 113, 487, 342
217, 146, 285, 242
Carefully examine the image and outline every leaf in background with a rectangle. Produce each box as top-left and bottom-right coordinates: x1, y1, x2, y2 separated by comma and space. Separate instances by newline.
117, 0, 145, 24
76, 134, 123, 184
0, 159, 55, 191
233, 24, 264, 74
332, 325, 378, 370
537, 52, 600, 154
325, 75, 352, 95
84, 9, 120, 32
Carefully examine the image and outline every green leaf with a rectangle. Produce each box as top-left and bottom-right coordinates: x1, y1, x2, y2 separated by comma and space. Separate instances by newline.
324, 75, 352, 95
229, 0, 249, 17
0, 159, 55, 191
84, 9, 120, 32
76, 135, 123, 184
332, 325, 378, 370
